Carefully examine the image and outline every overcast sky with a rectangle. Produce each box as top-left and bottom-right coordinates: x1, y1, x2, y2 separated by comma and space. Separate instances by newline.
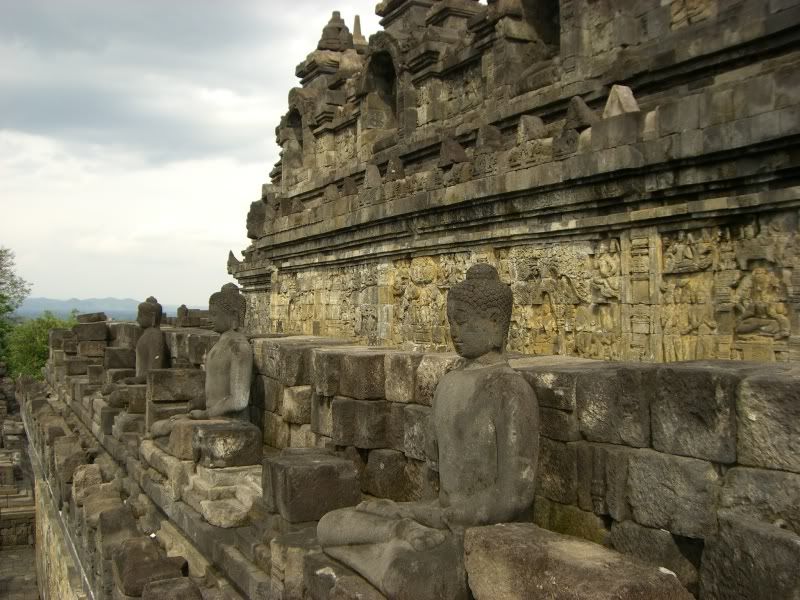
0, 0, 381, 306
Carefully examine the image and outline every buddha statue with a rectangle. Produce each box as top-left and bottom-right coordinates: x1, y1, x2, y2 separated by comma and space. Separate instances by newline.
190, 283, 253, 420
124, 297, 168, 385
150, 285, 258, 467
317, 264, 540, 599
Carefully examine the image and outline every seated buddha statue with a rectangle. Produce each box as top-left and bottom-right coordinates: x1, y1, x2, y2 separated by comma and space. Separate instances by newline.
317, 263, 540, 599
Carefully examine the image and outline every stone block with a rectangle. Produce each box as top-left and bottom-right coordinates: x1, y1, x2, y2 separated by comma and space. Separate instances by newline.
283, 385, 312, 424
384, 351, 423, 403
532, 495, 610, 545
362, 449, 436, 502
414, 353, 463, 406
146, 369, 205, 405
87, 364, 105, 384
105, 369, 136, 385
465, 523, 692, 600
540, 407, 580, 442
141, 577, 202, 600
265, 410, 291, 449
63, 337, 78, 354
108, 322, 141, 349
49, 328, 71, 349
109, 385, 147, 413
187, 331, 218, 365
97, 505, 139, 558
104, 348, 136, 370
516, 360, 603, 411
78, 340, 107, 357
72, 463, 103, 506
252, 375, 284, 414
403, 404, 432, 461
73, 321, 109, 341
289, 423, 316, 448
192, 420, 263, 468
65, 357, 90, 376
610, 520, 700, 594
575, 442, 632, 521
699, 512, 800, 600
338, 351, 388, 400
652, 363, 739, 463
720, 466, 800, 533
331, 397, 390, 449
737, 370, 800, 473
270, 527, 321, 600
100, 406, 123, 435
146, 401, 187, 433
53, 436, 85, 483
576, 364, 651, 447
537, 438, 577, 505
263, 449, 361, 522
311, 393, 333, 437
112, 537, 188, 597
254, 336, 351, 384
140, 440, 193, 500
627, 449, 720, 538
303, 552, 385, 600
312, 347, 349, 396
77, 312, 107, 323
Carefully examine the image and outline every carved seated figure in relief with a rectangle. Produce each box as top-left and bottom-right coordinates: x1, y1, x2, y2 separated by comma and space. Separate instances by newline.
318, 264, 540, 600
123, 297, 168, 385
150, 284, 260, 467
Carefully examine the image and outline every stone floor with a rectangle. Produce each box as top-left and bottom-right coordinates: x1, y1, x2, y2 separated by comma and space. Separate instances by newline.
0, 546, 40, 599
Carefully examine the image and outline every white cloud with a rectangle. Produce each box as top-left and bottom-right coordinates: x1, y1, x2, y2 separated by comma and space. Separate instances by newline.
0, 1, 381, 306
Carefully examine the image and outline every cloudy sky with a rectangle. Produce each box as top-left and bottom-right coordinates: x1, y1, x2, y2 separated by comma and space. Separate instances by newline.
0, 0, 381, 306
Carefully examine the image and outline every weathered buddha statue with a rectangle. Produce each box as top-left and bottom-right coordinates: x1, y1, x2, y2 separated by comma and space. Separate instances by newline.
190, 283, 253, 421
150, 284, 255, 446
318, 263, 540, 600
124, 297, 168, 385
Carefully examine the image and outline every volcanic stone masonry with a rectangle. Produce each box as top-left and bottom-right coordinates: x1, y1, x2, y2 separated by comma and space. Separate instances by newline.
17, 1, 800, 599
233, 0, 800, 364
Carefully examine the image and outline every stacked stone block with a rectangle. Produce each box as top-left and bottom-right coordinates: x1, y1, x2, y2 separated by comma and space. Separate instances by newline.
514, 358, 800, 598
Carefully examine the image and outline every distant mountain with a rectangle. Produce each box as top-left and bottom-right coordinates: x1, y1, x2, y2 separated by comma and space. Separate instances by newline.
15, 297, 198, 321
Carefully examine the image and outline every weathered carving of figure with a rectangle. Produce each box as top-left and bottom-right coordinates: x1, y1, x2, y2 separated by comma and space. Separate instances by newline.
318, 264, 539, 599
591, 240, 620, 302
124, 297, 168, 384
734, 267, 791, 339
194, 283, 253, 419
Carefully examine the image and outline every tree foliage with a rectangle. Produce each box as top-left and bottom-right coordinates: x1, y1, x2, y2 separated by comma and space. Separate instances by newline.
6, 311, 76, 379
0, 247, 31, 309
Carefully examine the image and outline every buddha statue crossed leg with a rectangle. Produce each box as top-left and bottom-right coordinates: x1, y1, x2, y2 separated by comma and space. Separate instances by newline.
318, 263, 540, 599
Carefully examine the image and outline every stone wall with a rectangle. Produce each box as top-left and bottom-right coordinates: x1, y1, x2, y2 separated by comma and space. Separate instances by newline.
0, 368, 36, 550
233, 0, 800, 363
26, 316, 798, 599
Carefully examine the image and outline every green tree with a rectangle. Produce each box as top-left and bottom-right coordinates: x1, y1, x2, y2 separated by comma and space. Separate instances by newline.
0, 247, 31, 309
0, 247, 31, 366
6, 311, 76, 379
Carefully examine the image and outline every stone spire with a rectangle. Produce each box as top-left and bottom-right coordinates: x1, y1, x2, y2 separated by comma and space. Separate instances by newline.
352, 15, 367, 46
317, 11, 354, 52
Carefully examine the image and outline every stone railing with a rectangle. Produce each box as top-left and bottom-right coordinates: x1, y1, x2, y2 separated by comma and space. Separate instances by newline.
19, 318, 800, 599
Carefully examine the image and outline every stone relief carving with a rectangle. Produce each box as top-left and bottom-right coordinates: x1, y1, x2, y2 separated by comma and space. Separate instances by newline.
264, 212, 798, 361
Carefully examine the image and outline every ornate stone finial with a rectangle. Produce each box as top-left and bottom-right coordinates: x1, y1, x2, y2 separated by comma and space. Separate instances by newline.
209, 284, 247, 333
447, 264, 513, 359
318, 11, 354, 52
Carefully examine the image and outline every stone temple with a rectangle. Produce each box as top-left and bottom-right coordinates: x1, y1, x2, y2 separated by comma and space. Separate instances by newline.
14, 1, 800, 599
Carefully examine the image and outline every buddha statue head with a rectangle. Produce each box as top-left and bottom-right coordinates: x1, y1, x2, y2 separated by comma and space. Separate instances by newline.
137, 297, 163, 329
209, 283, 247, 334
447, 263, 513, 359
